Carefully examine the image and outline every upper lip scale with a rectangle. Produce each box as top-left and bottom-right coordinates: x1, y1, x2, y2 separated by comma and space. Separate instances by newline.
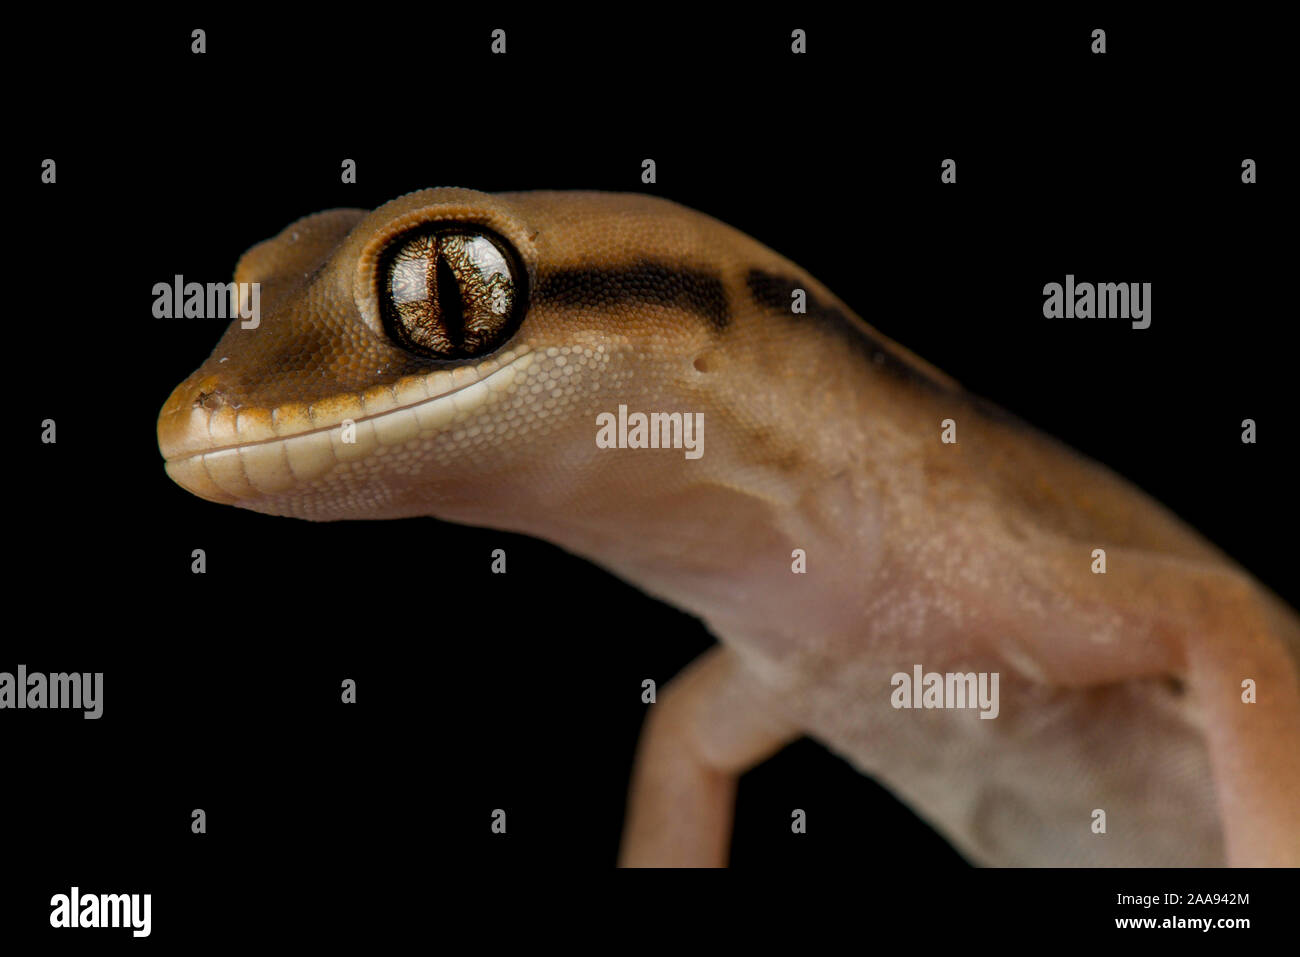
162, 350, 531, 463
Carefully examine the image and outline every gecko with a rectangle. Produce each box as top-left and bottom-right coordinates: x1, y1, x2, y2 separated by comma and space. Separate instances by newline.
157, 187, 1300, 867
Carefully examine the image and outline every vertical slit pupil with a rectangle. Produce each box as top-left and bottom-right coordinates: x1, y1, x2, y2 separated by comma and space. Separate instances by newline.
382, 227, 525, 359
436, 249, 464, 347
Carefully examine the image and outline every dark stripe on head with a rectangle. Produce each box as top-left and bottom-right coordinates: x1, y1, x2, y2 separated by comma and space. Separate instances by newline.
746, 269, 951, 392
536, 262, 729, 331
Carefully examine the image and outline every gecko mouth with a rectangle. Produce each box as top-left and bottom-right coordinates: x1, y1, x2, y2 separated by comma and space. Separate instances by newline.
158, 350, 534, 504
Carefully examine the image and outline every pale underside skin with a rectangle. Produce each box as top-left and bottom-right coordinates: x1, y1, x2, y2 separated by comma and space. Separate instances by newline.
158, 188, 1300, 867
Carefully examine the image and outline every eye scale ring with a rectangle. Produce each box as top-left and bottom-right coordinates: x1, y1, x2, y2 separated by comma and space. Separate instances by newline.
379, 226, 526, 360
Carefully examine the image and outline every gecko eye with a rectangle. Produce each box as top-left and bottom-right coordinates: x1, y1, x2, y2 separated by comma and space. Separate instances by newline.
379, 227, 526, 359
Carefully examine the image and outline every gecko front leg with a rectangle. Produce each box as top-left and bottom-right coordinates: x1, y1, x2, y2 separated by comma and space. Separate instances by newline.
1183, 587, 1300, 866
981, 534, 1300, 866
619, 647, 800, 867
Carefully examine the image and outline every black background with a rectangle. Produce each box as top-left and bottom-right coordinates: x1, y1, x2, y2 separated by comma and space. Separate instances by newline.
8, 10, 1294, 945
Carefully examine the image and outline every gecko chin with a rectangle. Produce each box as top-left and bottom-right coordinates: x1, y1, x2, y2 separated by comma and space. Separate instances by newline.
158, 349, 538, 516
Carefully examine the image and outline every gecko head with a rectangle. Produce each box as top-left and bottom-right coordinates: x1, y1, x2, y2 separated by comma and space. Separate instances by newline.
157, 187, 736, 526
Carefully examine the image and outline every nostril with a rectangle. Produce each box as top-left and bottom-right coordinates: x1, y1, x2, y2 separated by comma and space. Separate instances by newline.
193, 389, 226, 411
693, 353, 714, 373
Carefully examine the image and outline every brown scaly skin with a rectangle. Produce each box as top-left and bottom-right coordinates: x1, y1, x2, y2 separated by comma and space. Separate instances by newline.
159, 188, 1300, 867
